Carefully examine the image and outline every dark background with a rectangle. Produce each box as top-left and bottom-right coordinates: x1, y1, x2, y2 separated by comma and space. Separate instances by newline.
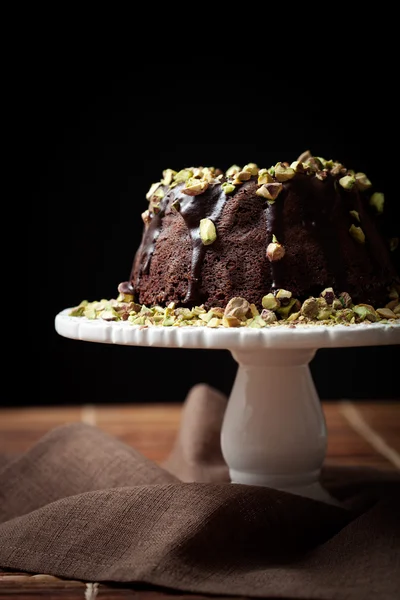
20, 45, 400, 408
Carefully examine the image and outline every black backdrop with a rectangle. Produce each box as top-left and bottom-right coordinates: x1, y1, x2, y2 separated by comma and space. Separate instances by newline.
22, 52, 400, 408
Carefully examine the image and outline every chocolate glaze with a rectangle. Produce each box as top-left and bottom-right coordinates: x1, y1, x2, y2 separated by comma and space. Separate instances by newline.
129, 171, 398, 309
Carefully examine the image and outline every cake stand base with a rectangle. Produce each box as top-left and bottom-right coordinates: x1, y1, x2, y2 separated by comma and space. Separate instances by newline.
55, 310, 399, 505
222, 348, 338, 503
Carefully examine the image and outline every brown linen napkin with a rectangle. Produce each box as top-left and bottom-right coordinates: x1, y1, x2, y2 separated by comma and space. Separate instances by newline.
0, 385, 399, 600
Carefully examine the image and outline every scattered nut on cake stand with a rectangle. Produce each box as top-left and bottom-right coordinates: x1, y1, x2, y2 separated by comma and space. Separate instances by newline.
55, 310, 399, 504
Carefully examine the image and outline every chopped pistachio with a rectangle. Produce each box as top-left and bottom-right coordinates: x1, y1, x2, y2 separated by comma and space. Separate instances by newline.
248, 315, 268, 328
207, 317, 221, 328
250, 303, 260, 317
353, 304, 378, 322
233, 170, 252, 184
222, 315, 241, 327
394, 305, 400, 315
226, 165, 241, 177
349, 224, 366, 244
277, 298, 297, 318
221, 182, 236, 195
224, 297, 251, 321
266, 241, 286, 262
162, 169, 176, 186
349, 210, 360, 222
317, 308, 332, 320
162, 315, 175, 326
338, 291, 353, 308
339, 174, 356, 190
242, 163, 259, 176
199, 311, 214, 323
199, 218, 217, 245
262, 293, 280, 311
301, 297, 318, 318
260, 310, 277, 324
151, 202, 161, 214
174, 169, 193, 183
335, 308, 354, 322
146, 181, 162, 201
355, 172, 372, 191
99, 309, 119, 321
117, 292, 134, 303
320, 287, 335, 305
69, 305, 85, 317
268, 166, 275, 176
369, 192, 385, 214
256, 182, 283, 202
257, 169, 274, 184
388, 286, 399, 300
276, 289, 292, 305
389, 238, 399, 252
274, 162, 295, 182
153, 188, 165, 201
290, 161, 305, 173
330, 163, 344, 176
192, 305, 207, 315
182, 179, 209, 196
386, 299, 399, 311
174, 307, 194, 319
297, 150, 312, 163
377, 308, 396, 319
332, 299, 343, 311
287, 311, 301, 322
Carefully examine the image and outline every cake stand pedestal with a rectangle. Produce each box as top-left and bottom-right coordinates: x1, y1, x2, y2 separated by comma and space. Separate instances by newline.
55, 310, 399, 504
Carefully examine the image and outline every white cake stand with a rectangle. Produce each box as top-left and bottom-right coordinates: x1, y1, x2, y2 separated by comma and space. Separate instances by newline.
55, 309, 400, 504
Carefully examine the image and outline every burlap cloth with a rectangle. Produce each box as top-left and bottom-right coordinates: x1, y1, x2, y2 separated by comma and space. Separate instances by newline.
0, 384, 399, 599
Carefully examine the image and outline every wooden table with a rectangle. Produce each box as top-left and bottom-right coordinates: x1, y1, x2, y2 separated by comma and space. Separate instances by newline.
0, 400, 399, 598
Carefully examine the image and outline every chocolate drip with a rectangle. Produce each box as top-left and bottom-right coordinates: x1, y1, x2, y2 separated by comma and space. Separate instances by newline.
178, 184, 228, 303
131, 188, 170, 290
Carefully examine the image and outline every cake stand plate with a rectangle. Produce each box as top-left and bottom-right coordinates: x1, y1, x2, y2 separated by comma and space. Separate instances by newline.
55, 309, 400, 504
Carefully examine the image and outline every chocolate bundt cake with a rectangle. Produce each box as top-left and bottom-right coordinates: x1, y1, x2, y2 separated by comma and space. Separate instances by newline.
123, 152, 398, 310
70, 151, 399, 327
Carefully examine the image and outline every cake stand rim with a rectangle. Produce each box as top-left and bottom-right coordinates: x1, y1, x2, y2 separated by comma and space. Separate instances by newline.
54, 308, 400, 351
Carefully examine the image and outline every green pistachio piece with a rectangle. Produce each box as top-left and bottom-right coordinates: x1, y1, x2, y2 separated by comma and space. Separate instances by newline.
249, 303, 260, 317
174, 307, 194, 320
258, 169, 274, 184
297, 150, 312, 163
349, 210, 360, 222
249, 315, 268, 328
162, 169, 176, 186
255, 182, 283, 202
300, 298, 318, 318
182, 179, 209, 196
199, 218, 217, 245
276, 289, 292, 305
274, 162, 295, 182
287, 311, 301, 322
209, 306, 225, 318
338, 291, 353, 308
389, 237, 399, 252
153, 188, 165, 200
99, 309, 119, 321
226, 165, 241, 177
117, 292, 134, 303
151, 202, 161, 214
369, 192, 385, 214
339, 175, 356, 190
335, 308, 354, 322
69, 305, 85, 317
162, 316, 175, 326
290, 161, 305, 173
146, 181, 162, 201
353, 304, 378, 322
207, 317, 222, 328
243, 163, 259, 176
233, 170, 252, 184
277, 298, 297, 318
355, 172, 372, 191
260, 309, 277, 324
199, 311, 214, 323
330, 163, 344, 176
332, 299, 343, 311
224, 297, 251, 321
349, 224, 366, 244
262, 293, 281, 311
192, 305, 207, 315
268, 166, 275, 176
221, 182, 236, 195
266, 241, 285, 262
317, 308, 332, 321
174, 169, 193, 183
222, 315, 242, 328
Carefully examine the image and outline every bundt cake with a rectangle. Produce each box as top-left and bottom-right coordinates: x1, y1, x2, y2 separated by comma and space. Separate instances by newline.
70, 151, 400, 327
